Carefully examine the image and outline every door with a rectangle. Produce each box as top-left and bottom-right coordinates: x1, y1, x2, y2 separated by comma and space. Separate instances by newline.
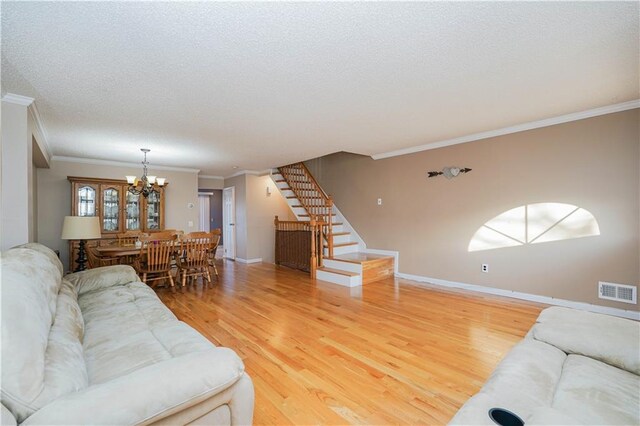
222, 186, 236, 260
198, 193, 211, 232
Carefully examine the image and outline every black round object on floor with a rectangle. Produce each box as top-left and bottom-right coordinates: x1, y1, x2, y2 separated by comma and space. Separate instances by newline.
488, 408, 524, 426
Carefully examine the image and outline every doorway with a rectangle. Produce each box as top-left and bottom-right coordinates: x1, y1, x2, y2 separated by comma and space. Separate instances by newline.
198, 193, 210, 232
222, 186, 236, 260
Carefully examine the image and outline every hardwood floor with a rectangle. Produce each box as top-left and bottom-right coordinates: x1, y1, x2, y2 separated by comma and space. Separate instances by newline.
157, 260, 544, 425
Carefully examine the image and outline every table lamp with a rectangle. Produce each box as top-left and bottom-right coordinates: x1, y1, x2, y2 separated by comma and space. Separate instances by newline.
61, 216, 102, 272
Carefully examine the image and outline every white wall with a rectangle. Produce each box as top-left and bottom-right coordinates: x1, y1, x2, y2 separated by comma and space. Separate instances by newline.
1, 100, 30, 249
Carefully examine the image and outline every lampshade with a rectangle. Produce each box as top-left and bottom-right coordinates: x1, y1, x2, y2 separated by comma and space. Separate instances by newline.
61, 216, 102, 240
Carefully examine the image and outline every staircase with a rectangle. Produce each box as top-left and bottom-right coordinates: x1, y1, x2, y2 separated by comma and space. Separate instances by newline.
272, 163, 394, 287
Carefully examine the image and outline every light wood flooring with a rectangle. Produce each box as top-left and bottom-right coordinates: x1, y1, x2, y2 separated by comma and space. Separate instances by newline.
157, 260, 544, 425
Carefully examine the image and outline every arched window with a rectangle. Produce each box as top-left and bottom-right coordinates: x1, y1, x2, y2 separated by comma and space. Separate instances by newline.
468, 203, 599, 252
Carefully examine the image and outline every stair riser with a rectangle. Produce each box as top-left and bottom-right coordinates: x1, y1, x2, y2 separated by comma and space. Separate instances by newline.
324, 244, 359, 256
331, 234, 352, 245
322, 259, 362, 274
315, 270, 362, 287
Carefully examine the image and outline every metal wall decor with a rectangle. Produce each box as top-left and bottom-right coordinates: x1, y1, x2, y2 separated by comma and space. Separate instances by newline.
428, 166, 472, 179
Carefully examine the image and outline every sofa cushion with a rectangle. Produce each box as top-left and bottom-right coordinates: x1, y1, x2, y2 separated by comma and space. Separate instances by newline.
79, 281, 215, 385
448, 339, 567, 425
531, 306, 640, 375
551, 354, 640, 425
1, 244, 83, 423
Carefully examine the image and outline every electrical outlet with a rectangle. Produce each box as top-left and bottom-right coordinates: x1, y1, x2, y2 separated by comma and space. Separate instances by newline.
188, 221, 194, 228
481, 264, 489, 273
377, 198, 382, 205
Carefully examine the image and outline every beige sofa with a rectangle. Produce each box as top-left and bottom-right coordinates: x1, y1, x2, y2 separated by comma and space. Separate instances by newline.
450, 306, 639, 425
1, 243, 254, 425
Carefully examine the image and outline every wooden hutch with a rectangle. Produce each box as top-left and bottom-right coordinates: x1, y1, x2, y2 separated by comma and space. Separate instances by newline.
68, 176, 166, 271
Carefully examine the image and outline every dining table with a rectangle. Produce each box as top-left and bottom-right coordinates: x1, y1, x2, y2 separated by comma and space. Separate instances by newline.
95, 244, 140, 258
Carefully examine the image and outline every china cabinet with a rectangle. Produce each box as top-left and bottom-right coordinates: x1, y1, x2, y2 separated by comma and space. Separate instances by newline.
67, 176, 166, 271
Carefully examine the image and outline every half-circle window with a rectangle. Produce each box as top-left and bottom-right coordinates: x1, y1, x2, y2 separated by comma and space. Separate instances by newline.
468, 203, 600, 252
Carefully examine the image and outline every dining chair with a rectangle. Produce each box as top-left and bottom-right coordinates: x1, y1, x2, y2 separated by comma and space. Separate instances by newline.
208, 231, 221, 279
117, 230, 142, 246
176, 234, 212, 291
134, 234, 178, 292
86, 246, 119, 269
116, 231, 147, 265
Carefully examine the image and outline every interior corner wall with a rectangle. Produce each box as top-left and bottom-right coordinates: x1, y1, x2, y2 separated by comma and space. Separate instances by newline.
198, 176, 224, 189
1, 101, 30, 250
307, 109, 639, 311
245, 174, 296, 263
223, 173, 295, 263
37, 159, 199, 271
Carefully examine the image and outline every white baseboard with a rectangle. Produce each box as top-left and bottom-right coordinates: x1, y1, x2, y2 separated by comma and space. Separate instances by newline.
364, 248, 400, 274
395, 272, 640, 321
235, 257, 262, 264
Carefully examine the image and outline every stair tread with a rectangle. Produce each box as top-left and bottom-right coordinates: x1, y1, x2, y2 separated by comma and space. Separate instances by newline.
327, 252, 395, 264
317, 267, 360, 277
331, 232, 350, 236
324, 242, 358, 248
300, 213, 336, 217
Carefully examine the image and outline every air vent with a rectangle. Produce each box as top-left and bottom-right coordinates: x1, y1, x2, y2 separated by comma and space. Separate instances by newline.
598, 282, 637, 304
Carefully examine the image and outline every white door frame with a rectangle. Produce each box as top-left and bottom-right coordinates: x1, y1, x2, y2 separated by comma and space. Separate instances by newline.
222, 186, 236, 260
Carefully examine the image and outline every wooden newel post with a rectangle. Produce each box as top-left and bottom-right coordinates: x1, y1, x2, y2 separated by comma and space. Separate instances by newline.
309, 217, 317, 278
327, 196, 334, 258
274, 216, 280, 265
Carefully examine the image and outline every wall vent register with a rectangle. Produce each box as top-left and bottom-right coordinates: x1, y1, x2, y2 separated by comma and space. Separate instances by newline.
598, 282, 637, 304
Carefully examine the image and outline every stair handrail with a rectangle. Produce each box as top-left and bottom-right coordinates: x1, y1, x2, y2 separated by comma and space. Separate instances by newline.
278, 163, 334, 258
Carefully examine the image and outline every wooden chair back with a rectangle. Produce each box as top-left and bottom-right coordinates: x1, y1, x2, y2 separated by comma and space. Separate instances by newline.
117, 230, 143, 246
87, 247, 119, 269
180, 235, 211, 267
138, 234, 177, 272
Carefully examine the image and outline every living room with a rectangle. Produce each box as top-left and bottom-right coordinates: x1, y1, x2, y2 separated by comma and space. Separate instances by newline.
2, 2, 639, 425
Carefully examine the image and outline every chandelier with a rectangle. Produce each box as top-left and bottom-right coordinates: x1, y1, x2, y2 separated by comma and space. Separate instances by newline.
126, 148, 166, 198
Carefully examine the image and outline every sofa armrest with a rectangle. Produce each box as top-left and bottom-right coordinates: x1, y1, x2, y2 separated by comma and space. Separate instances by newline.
65, 265, 140, 296
1, 403, 17, 426
22, 348, 247, 426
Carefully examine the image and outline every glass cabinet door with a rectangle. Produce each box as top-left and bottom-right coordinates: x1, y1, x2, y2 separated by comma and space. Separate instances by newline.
146, 191, 160, 230
102, 187, 120, 232
77, 185, 97, 216
125, 191, 141, 231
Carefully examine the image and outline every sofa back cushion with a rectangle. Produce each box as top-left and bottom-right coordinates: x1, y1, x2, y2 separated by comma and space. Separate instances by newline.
1, 244, 88, 423
531, 306, 640, 375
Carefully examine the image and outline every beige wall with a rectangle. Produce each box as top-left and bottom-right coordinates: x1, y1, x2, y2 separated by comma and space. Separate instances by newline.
223, 173, 294, 262
307, 110, 639, 311
37, 159, 199, 271
198, 176, 224, 190
246, 174, 295, 263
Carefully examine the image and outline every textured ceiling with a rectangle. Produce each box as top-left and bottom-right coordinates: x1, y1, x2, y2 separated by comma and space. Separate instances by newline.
2, 2, 638, 176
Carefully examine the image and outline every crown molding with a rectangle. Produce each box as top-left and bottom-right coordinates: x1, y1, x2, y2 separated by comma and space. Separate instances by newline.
1, 93, 34, 106
51, 155, 200, 173
198, 174, 225, 180
371, 99, 640, 160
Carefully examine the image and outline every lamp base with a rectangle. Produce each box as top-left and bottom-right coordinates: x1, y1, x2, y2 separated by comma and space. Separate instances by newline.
74, 239, 89, 272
